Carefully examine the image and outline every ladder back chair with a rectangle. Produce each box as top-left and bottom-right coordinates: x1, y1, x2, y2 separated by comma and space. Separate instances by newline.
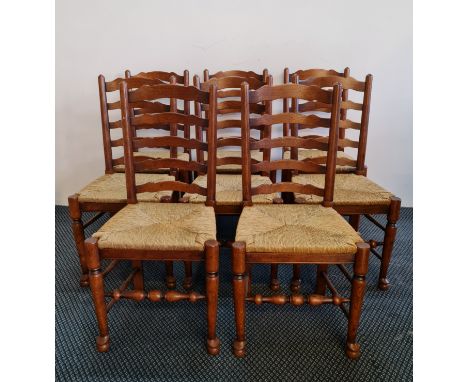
285, 69, 401, 290
68, 72, 187, 287
183, 71, 276, 215
84, 81, 220, 355
231, 81, 370, 359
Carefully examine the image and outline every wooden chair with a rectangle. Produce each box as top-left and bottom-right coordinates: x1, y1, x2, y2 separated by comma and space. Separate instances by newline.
283, 69, 401, 290
231, 81, 370, 359
183, 71, 275, 215
84, 81, 220, 355
68, 72, 189, 287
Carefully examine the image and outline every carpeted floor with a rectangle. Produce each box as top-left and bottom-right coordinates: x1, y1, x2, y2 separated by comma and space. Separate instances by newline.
55, 206, 412, 382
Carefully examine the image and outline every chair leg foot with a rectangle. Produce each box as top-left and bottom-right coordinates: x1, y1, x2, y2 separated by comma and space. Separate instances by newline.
345, 342, 361, 360
80, 274, 90, 287
378, 278, 390, 290
206, 337, 220, 356
232, 340, 246, 358
96, 335, 110, 352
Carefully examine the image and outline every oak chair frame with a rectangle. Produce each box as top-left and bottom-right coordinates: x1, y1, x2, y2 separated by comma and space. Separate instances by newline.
281, 68, 401, 291
68, 72, 189, 287
231, 81, 370, 359
84, 81, 220, 355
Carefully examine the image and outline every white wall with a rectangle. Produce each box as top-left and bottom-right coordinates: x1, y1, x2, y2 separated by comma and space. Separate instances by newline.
56, 0, 412, 206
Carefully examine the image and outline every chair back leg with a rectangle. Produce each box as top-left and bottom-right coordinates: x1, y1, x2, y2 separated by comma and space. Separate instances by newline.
85, 238, 109, 352
68, 195, 89, 286
232, 241, 247, 357
346, 242, 370, 359
205, 240, 220, 355
378, 196, 401, 290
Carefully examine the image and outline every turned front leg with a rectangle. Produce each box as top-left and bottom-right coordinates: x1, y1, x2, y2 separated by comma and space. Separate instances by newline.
232, 242, 247, 357
346, 242, 370, 359
85, 238, 109, 352
378, 197, 401, 290
205, 240, 220, 355
68, 195, 89, 287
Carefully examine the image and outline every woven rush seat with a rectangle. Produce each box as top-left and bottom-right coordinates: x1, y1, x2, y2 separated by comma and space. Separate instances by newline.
77, 173, 174, 203
283, 149, 355, 172
185, 174, 276, 205
236, 204, 362, 254
293, 173, 394, 206
204, 150, 264, 172
114, 151, 190, 172
93, 203, 216, 251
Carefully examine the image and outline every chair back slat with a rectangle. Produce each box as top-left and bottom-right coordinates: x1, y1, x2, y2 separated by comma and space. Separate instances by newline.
132, 136, 208, 151
128, 70, 187, 84
206, 69, 268, 82
136, 181, 208, 196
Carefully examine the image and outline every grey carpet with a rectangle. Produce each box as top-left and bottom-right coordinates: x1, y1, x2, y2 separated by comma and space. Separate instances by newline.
55, 206, 412, 381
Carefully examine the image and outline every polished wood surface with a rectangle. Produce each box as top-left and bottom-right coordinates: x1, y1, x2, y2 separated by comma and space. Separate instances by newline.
283, 68, 400, 290
233, 81, 370, 359
84, 82, 220, 355
69, 71, 189, 287
67, 67, 402, 360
